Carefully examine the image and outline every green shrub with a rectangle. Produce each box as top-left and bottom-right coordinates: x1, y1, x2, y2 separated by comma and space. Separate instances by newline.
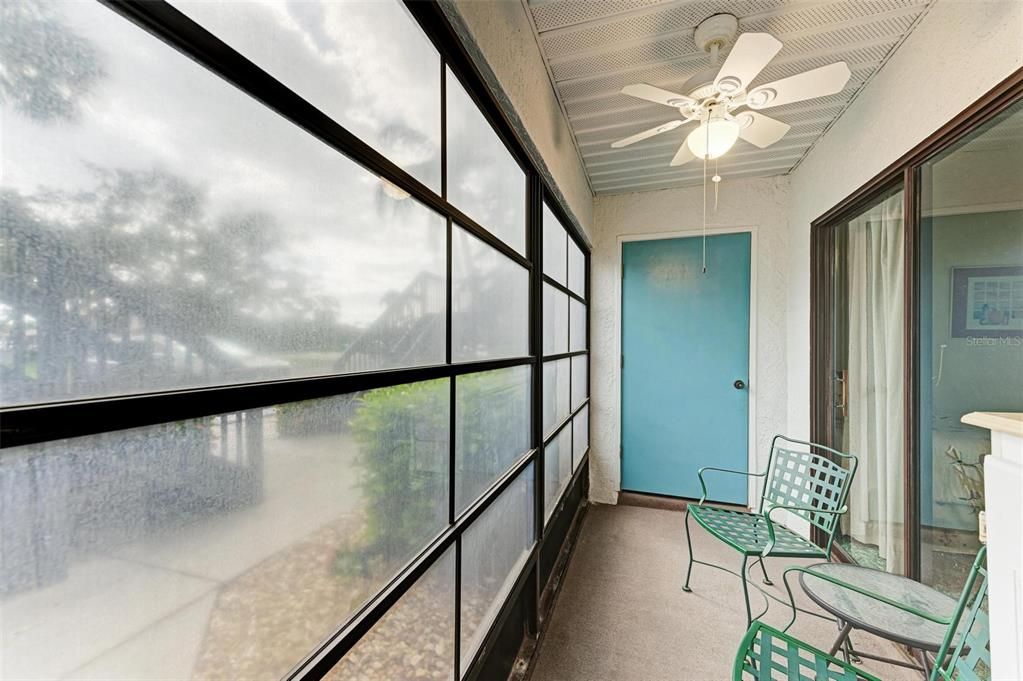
339, 380, 447, 576
337, 369, 528, 578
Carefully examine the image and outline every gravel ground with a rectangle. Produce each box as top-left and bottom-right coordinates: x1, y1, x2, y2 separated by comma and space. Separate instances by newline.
192, 514, 464, 681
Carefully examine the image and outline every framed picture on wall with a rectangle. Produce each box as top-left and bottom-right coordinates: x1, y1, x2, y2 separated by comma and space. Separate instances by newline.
951, 265, 1023, 338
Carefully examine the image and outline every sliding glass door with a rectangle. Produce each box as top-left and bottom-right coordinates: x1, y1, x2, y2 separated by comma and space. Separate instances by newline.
918, 100, 1023, 594
812, 76, 1021, 582
828, 186, 907, 573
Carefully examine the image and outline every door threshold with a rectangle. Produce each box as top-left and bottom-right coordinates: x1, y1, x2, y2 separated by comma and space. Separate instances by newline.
619, 490, 747, 512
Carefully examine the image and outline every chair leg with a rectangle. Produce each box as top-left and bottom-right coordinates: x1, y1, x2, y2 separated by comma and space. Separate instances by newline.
755, 555, 773, 586
682, 507, 695, 593
740, 555, 753, 627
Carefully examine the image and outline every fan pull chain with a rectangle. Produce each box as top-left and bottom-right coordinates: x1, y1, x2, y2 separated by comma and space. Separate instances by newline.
701, 120, 711, 273
713, 157, 720, 212
702, 130, 707, 274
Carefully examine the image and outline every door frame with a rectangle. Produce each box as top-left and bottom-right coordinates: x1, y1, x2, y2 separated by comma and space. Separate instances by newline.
809, 67, 1023, 575
615, 226, 759, 507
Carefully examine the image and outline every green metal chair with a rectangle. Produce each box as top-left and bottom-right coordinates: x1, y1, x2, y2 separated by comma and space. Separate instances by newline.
683, 434, 858, 625
733, 545, 990, 681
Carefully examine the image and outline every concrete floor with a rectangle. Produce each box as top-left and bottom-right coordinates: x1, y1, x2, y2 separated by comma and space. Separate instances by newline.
529, 503, 920, 681
1, 427, 362, 680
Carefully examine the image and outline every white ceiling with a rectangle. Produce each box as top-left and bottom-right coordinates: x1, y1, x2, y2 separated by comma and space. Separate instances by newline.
523, 0, 934, 195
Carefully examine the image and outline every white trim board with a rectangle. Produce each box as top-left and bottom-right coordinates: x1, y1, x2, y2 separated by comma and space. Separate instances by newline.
615, 225, 760, 507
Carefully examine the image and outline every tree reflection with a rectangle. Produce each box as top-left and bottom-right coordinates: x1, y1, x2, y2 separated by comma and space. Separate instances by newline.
0, 168, 351, 402
0, 0, 105, 123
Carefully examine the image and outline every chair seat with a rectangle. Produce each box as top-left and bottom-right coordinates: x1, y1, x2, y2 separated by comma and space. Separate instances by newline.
690, 504, 828, 558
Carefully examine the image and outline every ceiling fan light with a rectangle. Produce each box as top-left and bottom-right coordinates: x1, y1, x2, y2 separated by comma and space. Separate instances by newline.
686, 117, 740, 159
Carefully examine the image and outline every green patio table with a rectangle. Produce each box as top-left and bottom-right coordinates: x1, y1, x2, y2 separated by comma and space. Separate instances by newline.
799, 561, 962, 675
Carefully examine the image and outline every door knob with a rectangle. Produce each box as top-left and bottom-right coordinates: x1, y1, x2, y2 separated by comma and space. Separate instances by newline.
734, 379, 746, 390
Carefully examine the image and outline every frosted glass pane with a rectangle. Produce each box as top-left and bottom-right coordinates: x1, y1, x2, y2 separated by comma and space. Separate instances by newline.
452, 228, 529, 362
326, 547, 454, 681
542, 203, 567, 284
0, 379, 449, 680
455, 366, 531, 514
446, 68, 525, 254
570, 299, 587, 352
571, 355, 588, 410
542, 359, 570, 437
568, 238, 585, 297
573, 406, 589, 471
460, 464, 533, 672
542, 284, 569, 356
170, 0, 440, 191
544, 427, 572, 522
0, 0, 446, 406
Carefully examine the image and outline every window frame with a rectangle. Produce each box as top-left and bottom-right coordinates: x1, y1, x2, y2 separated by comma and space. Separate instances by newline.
0, 2, 591, 681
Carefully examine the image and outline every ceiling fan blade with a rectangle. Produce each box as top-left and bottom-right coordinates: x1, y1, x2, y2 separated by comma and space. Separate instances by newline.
620, 83, 696, 108
746, 62, 852, 110
611, 120, 685, 148
736, 111, 790, 148
714, 33, 782, 95
670, 143, 696, 166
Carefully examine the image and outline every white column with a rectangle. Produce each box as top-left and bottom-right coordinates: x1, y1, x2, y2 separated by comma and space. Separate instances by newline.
961, 412, 1023, 680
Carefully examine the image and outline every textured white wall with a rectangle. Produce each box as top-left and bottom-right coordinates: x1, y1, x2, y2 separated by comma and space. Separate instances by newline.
589, 177, 791, 504
442, 0, 593, 240
785, 0, 1023, 441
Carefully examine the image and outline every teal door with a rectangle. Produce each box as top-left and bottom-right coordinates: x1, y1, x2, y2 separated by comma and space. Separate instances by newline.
621, 233, 751, 504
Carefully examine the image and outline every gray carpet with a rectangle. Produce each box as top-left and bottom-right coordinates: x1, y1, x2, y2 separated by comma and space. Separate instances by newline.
529, 504, 920, 681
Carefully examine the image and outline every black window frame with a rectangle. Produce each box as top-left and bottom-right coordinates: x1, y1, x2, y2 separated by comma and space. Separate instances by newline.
0, 1, 591, 680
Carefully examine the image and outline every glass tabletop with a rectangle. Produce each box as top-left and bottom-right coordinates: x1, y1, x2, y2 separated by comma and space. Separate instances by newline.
799, 562, 960, 651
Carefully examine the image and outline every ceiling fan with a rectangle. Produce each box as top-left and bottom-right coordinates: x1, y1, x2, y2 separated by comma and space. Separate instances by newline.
611, 14, 852, 166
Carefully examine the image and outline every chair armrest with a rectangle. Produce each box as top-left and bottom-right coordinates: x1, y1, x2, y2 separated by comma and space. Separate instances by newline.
759, 504, 848, 556
779, 565, 952, 633
696, 466, 766, 504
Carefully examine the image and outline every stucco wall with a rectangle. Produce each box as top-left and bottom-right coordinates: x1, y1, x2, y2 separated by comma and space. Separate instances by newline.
441, 0, 593, 241
785, 0, 1023, 442
589, 177, 791, 504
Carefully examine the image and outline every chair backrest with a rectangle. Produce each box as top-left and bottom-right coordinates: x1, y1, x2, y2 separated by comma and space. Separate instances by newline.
931, 545, 989, 681
759, 435, 858, 549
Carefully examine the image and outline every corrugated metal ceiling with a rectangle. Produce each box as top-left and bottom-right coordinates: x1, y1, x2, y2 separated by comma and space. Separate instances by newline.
524, 0, 934, 194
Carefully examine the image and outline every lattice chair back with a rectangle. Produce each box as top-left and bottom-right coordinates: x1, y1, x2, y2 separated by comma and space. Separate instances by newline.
734, 622, 881, 681
931, 545, 989, 681
759, 435, 857, 552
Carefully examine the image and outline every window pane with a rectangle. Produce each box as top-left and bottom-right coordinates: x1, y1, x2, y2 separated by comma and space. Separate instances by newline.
452, 228, 528, 362
571, 355, 588, 410
570, 299, 587, 352
325, 547, 454, 681
542, 284, 569, 356
455, 366, 531, 514
460, 464, 533, 672
446, 68, 525, 254
0, 0, 445, 406
573, 406, 589, 471
917, 100, 1023, 595
170, 0, 441, 191
542, 358, 570, 437
542, 203, 567, 284
544, 427, 572, 522
568, 238, 585, 297
0, 379, 448, 680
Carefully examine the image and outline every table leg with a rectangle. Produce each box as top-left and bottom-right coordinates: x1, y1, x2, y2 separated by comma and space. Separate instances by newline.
828, 620, 854, 659
919, 649, 932, 678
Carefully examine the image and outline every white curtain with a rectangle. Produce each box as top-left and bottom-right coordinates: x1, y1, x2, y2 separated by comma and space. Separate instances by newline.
846, 192, 905, 571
